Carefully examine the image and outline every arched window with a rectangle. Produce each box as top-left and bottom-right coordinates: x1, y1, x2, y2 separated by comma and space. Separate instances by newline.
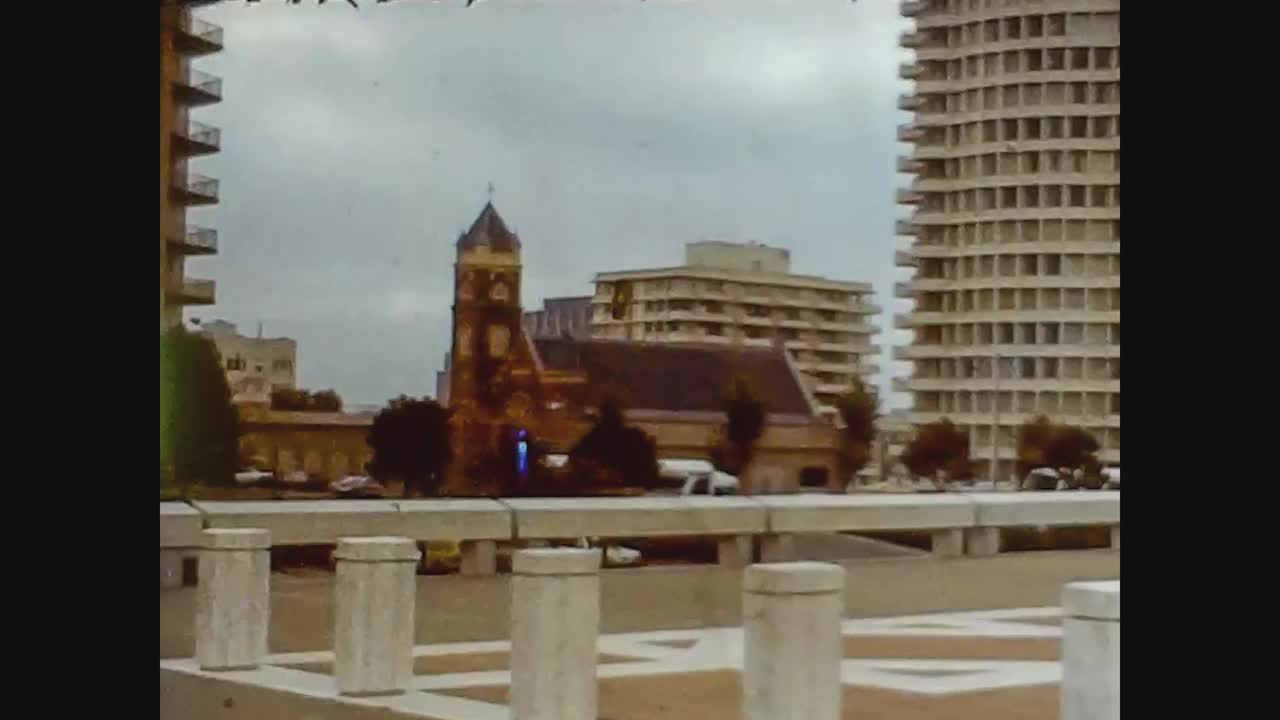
488, 325, 510, 358
457, 323, 472, 357
490, 279, 510, 302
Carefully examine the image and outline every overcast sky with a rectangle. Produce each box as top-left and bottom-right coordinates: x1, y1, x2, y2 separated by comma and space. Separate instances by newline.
189, 0, 913, 408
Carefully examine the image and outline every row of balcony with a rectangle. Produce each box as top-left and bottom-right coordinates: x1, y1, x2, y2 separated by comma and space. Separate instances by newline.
167, 278, 216, 306
168, 225, 218, 256
173, 68, 223, 107
173, 15, 224, 56
892, 344, 1120, 361
170, 171, 220, 206
171, 120, 221, 158
896, 377, 1120, 393
897, 310, 1120, 328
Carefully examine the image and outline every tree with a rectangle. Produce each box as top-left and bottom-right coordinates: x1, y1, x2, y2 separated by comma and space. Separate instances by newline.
716, 377, 766, 477
366, 396, 452, 498
271, 387, 344, 412
1015, 416, 1102, 489
899, 420, 972, 489
160, 327, 239, 492
834, 376, 880, 485
568, 399, 659, 491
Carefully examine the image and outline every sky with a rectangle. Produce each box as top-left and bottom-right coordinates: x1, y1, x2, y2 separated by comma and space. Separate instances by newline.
188, 0, 914, 408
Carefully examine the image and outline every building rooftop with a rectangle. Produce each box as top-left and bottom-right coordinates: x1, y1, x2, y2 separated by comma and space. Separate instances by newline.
532, 337, 816, 418
457, 202, 520, 252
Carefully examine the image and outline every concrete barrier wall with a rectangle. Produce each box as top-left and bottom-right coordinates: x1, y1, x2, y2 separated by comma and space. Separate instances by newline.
162, 492, 1118, 581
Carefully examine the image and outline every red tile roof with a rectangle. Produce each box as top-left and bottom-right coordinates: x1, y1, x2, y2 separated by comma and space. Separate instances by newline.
532, 338, 817, 419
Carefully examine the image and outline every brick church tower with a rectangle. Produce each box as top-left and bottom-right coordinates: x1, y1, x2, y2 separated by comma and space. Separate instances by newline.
445, 202, 542, 493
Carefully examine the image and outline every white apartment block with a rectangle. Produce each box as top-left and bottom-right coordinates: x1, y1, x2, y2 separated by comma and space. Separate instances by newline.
591, 241, 880, 418
196, 320, 298, 406
894, 0, 1121, 481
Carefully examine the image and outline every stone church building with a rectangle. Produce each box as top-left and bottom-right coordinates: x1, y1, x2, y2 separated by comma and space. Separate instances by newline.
441, 202, 844, 495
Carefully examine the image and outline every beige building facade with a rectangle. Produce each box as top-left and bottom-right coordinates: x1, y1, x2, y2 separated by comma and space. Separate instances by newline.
894, 0, 1121, 481
160, 2, 223, 330
591, 241, 880, 418
198, 320, 298, 406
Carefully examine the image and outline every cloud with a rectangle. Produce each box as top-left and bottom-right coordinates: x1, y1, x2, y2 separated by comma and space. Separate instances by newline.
191, 0, 913, 406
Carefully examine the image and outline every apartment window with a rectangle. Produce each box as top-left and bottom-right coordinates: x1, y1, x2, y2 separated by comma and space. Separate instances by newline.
1047, 14, 1066, 36
1090, 186, 1108, 207
1005, 16, 1021, 39
1047, 48, 1064, 70
272, 359, 292, 372
1043, 358, 1060, 379
1070, 117, 1088, 138
1068, 186, 1086, 207
1027, 50, 1042, 72
1071, 82, 1088, 104
1027, 16, 1043, 37
1026, 118, 1041, 139
226, 355, 246, 371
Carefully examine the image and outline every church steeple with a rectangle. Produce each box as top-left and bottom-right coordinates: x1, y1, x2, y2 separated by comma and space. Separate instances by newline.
457, 202, 520, 253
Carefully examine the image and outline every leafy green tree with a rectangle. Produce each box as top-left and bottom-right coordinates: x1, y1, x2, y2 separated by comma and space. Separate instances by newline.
568, 399, 659, 490
835, 376, 880, 484
367, 396, 452, 497
899, 419, 972, 489
271, 387, 343, 412
160, 327, 239, 492
1015, 415, 1102, 488
714, 377, 766, 477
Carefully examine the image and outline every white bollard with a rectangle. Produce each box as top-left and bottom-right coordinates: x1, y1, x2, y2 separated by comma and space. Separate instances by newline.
333, 537, 422, 697
1061, 580, 1120, 720
510, 548, 602, 720
196, 529, 271, 671
743, 562, 845, 720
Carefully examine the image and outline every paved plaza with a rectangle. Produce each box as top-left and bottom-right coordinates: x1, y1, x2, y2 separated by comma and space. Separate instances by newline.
164, 606, 1067, 720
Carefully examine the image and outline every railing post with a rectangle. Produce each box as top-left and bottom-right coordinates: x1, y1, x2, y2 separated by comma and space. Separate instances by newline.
743, 562, 845, 720
965, 526, 1001, 556
717, 535, 754, 568
510, 548, 602, 720
931, 528, 964, 557
196, 529, 270, 671
333, 537, 422, 697
459, 540, 497, 576
1061, 580, 1120, 720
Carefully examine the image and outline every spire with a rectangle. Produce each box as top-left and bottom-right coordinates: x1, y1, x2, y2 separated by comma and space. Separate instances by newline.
457, 199, 520, 252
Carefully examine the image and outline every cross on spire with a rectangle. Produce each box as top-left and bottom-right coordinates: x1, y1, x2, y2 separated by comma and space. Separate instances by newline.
487, 182, 495, 201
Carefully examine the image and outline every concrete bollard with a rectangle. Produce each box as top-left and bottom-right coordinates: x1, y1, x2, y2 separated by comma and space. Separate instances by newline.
717, 535, 753, 568
1061, 580, 1120, 720
1110, 525, 1120, 550
965, 526, 1001, 556
459, 539, 497, 576
160, 549, 185, 590
510, 548, 602, 720
333, 537, 422, 697
743, 562, 845, 720
196, 529, 271, 671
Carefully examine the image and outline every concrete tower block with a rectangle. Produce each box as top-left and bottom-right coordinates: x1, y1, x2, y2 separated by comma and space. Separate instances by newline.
510, 548, 602, 720
333, 537, 422, 697
1061, 580, 1120, 720
743, 562, 846, 720
196, 528, 271, 671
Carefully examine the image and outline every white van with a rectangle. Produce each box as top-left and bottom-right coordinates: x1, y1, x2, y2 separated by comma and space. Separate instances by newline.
681, 470, 740, 497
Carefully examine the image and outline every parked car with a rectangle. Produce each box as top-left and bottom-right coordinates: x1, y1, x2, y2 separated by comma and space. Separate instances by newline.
234, 469, 274, 486
329, 475, 386, 498
680, 469, 740, 496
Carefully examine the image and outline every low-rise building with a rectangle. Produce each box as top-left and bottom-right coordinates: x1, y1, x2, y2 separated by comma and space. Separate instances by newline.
196, 320, 297, 406
523, 296, 592, 340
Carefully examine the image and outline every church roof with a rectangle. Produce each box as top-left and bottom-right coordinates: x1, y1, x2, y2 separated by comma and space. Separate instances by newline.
457, 202, 520, 252
531, 338, 817, 419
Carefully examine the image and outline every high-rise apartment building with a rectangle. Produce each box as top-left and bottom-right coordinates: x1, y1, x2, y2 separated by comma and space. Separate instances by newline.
894, 0, 1121, 481
196, 320, 298, 406
160, 2, 223, 329
523, 296, 593, 340
591, 241, 880, 417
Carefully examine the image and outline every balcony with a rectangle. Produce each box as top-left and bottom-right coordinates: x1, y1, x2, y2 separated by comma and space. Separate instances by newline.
899, 31, 927, 48
170, 171, 219, 206
893, 377, 910, 393
895, 220, 919, 237
169, 225, 218, 256
900, 0, 928, 17
894, 282, 915, 299
169, 278, 216, 306
173, 68, 223, 107
171, 120, 221, 157
896, 188, 923, 205
897, 93, 926, 112
898, 62, 925, 80
897, 157, 923, 174
896, 123, 925, 142
893, 313, 914, 329
174, 16, 223, 56
894, 250, 917, 268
